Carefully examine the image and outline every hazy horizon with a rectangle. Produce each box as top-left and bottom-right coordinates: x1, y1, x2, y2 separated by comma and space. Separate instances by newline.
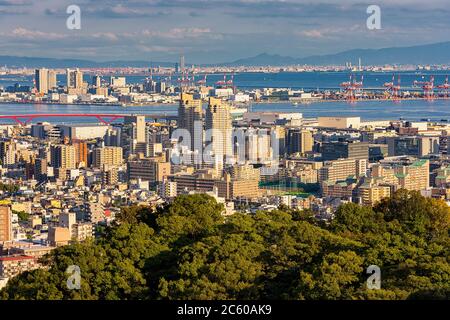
0, 0, 449, 64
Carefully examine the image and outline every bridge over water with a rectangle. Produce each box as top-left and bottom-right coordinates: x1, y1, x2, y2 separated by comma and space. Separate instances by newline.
0, 113, 178, 126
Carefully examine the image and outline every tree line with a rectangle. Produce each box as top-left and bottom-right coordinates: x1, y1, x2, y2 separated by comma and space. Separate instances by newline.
1, 190, 449, 300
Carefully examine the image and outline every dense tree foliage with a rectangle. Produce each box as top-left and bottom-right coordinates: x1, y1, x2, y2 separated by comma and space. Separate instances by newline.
14, 210, 29, 223
1, 191, 449, 300
0, 182, 19, 193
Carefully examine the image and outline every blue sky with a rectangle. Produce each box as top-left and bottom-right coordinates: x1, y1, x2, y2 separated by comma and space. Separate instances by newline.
0, 0, 449, 63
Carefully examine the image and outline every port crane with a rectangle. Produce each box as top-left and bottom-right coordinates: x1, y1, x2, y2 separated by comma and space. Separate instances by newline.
177, 70, 194, 92
437, 76, 449, 99
215, 74, 227, 87
215, 73, 236, 93
196, 74, 207, 86
384, 74, 401, 100
340, 74, 363, 101
414, 76, 435, 100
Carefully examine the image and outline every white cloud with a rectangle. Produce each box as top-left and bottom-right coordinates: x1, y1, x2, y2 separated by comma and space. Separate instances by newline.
9, 27, 67, 40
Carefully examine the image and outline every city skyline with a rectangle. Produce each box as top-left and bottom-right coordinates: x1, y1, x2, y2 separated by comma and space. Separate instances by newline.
0, 0, 450, 63
0, 0, 449, 305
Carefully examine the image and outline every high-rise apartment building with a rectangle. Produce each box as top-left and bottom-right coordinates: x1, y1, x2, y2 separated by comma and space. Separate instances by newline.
66, 68, 85, 94
92, 75, 102, 88
124, 116, 146, 144
73, 141, 88, 167
59, 212, 77, 238
287, 129, 313, 155
178, 93, 203, 152
0, 140, 17, 166
50, 145, 76, 169
102, 166, 119, 186
205, 97, 232, 161
0, 206, 12, 242
121, 116, 146, 156
319, 159, 367, 184
48, 70, 57, 90
34, 158, 48, 182
93, 147, 123, 168
241, 128, 273, 164
358, 184, 391, 206
35, 68, 49, 94
371, 159, 429, 191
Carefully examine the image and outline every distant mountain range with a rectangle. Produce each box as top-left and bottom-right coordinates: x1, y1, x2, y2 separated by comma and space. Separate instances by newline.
223, 42, 450, 66
1, 41, 450, 68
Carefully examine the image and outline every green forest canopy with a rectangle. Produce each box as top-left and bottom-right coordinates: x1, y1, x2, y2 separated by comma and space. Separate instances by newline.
1, 190, 449, 300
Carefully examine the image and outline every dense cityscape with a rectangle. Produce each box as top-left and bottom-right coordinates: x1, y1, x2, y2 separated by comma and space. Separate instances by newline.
0, 0, 449, 307
0, 61, 449, 301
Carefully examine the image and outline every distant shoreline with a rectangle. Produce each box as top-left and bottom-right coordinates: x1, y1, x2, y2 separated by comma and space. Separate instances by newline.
0, 101, 179, 108
0, 96, 449, 108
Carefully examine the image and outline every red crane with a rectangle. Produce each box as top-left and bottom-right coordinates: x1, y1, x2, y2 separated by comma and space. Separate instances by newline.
177, 70, 192, 92
340, 74, 363, 101
215, 74, 227, 87
384, 74, 401, 100
414, 76, 435, 100
226, 73, 236, 93
226, 74, 234, 86
437, 76, 450, 99
197, 74, 207, 86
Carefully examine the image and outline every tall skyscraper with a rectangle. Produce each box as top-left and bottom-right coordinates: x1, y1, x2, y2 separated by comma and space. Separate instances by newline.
50, 145, 76, 169
124, 116, 146, 144
178, 93, 203, 152
0, 140, 17, 166
0, 206, 12, 242
34, 158, 48, 182
180, 55, 185, 73
48, 70, 57, 90
121, 116, 146, 156
73, 141, 88, 167
92, 75, 102, 88
66, 68, 84, 90
205, 97, 232, 161
35, 68, 49, 94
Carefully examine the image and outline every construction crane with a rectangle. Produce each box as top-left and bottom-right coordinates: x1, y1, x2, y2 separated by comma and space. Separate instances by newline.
437, 76, 449, 99
414, 75, 435, 100
340, 74, 363, 101
384, 74, 401, 100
